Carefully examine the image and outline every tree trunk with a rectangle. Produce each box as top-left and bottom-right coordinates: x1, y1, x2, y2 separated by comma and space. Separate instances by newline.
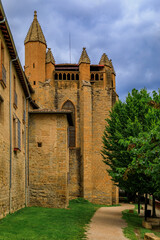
152, 195, 157, 218
138, 192, 140, 214
145, 193, 148, 221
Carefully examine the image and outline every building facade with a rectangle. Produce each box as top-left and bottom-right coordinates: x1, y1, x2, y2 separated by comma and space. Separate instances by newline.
0, 3, 118, 219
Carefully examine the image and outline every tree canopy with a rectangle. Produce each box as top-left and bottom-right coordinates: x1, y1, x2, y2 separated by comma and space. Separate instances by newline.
102, 88, 160, 197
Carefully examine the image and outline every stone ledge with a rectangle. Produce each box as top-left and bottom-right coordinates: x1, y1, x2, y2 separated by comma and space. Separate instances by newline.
144, 233, 160, 240
142, 221, 152, 229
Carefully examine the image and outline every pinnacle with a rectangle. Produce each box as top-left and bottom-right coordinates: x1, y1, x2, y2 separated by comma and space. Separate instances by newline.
99, 53, 110, 66
79, 47, 90, 64
34, 11, 37, 19
46, 48, 55, 65
24, 11, 47, 46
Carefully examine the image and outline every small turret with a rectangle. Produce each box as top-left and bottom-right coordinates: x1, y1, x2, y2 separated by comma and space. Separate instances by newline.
45, 48, 55, 83
79, 47, 90, 83
24, 11, 47, 46
46, 48, 55, 65
24, 11, 47, 87
99, 53, 110, 67
79, 47, 90, 64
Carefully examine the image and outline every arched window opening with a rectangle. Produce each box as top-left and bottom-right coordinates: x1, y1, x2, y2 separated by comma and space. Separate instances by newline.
67, 73, 70, 80
95, 74, 99, 81
55, 73, 58, 80
76, 74, 79, 80
100, 73, 103, 80
59, 73, 62, 80
62, 100, 75, 147
63, 73, 66, 80
72, 74, 74, 80
91, 74, 94, 81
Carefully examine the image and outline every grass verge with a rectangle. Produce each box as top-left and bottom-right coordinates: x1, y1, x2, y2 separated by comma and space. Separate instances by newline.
122, 207, 160, 240
0, 198, 114, 240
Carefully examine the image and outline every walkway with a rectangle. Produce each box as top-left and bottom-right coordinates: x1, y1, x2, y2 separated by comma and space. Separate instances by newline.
86, 204, 134, 240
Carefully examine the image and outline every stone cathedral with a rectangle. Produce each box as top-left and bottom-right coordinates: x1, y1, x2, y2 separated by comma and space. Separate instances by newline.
0, 4, 118, 218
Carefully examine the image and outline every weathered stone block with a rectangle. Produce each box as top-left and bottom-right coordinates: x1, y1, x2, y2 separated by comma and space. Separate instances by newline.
142, 221, 152, 229
144, 233, 160, 240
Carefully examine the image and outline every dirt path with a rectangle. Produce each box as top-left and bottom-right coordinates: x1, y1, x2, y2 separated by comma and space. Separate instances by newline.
86, 203, 134, 240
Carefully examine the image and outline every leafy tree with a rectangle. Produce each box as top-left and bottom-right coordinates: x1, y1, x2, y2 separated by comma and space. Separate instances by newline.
102, 89, 160, 206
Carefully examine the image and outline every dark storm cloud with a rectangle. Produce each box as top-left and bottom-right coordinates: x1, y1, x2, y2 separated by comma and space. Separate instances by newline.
2, 0, 160, 101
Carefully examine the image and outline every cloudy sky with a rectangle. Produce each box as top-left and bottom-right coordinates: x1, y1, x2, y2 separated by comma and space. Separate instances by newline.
2, 0, 160, 101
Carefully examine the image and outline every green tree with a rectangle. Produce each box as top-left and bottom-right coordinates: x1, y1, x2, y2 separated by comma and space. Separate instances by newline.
102, 89, 160, 206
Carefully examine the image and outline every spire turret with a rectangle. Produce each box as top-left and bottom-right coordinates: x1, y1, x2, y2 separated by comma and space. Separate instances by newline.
99, 53, 110, 66
79, 47, 90, 64
46, 48, 55, 65
24, 11, 47, 46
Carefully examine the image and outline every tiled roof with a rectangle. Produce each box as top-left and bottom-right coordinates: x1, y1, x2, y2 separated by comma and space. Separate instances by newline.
29, 109, 73, 125
46, 48, 55, 64
79, 47, 90, 64
24, 11, 47, 46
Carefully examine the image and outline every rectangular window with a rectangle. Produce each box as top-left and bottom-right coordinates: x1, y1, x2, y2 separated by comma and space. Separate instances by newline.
0, 42, 6, 88
13, 116, 21, 151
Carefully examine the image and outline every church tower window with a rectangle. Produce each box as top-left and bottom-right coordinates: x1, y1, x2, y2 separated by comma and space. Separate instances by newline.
67, 73, 70, 80
62, 100, 75, 147
76, 74, 79, 80
63, 73, 66, 80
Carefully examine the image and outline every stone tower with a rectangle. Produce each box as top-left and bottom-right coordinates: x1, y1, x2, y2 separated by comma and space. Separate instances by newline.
24, 11, 47, 87
24, 12, 119, 206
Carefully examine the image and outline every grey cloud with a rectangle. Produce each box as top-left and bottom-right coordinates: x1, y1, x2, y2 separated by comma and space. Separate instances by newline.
2, 0, 160, 102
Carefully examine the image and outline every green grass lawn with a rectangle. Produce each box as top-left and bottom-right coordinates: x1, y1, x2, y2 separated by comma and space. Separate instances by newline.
122, 207, 160, 240
0, 198, 110, 240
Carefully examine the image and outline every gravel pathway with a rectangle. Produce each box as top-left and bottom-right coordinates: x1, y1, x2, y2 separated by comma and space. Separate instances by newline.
86, 203, 134, 240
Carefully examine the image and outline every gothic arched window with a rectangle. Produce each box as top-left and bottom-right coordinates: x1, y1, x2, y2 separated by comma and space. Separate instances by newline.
91, 74, 94, 81
62, 100, 75, 147
59, 73, 62, 80
76, 74, 79, 80
95, 74, 99, 80
55, 73, 58, 80
67, 73, 70, 80
63, 73, 66, 80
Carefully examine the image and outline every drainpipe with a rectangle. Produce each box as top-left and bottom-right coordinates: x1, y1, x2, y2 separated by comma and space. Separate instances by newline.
24, 96, 30, 206
9, 56, 18, 213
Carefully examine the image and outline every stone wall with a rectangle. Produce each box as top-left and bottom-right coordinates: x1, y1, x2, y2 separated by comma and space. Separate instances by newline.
91, 83, 118, 204
29, 113, 69, 208
0, 32, 27, 218
69, 148, 81, 199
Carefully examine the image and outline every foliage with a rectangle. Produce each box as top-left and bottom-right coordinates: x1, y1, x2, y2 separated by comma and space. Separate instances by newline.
102, 88, 160, 196
0, 199, 112, 240
122, 207, 160, 240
